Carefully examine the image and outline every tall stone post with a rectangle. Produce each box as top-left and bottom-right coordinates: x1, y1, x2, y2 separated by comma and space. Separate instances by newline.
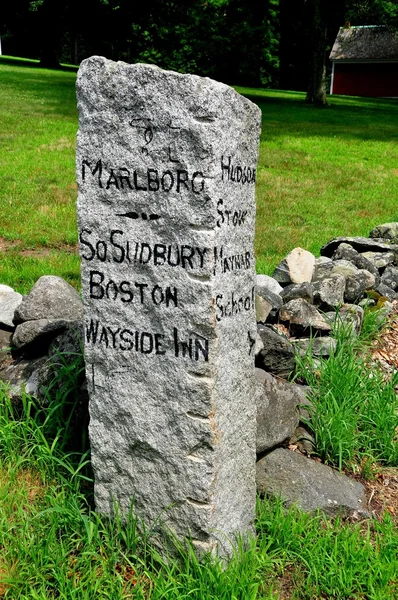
76, 57, 261, 555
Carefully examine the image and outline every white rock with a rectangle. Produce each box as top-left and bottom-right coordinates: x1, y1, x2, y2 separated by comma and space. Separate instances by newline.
76, 57, 261, 556
256, 274, 283, 296
0, 289, 22, 328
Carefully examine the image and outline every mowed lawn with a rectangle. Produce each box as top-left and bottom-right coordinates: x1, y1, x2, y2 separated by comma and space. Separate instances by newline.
0, 57, 397, 600
1, 57, 398, 292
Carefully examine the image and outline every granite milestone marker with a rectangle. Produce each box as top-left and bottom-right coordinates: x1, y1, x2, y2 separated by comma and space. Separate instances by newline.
76, 56, 261, 555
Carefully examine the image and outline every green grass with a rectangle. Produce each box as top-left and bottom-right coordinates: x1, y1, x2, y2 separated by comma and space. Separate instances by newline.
0, 385, 396, 599
236, 87, 398, 274
1, 56, 398, 599
0, 56, 79, 292
1, 56, 398, 291
295, 309, 398, 473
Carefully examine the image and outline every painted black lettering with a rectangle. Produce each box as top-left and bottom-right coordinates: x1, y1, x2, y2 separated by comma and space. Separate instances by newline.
167, 245, 180, 267
191, 171, 205, 193
120, 329, 134, 351
155, 333, 166, 355
140, 332, 153, 354
221, 155, 231, 181
79, 229, 95, 261
89, 271, 105, 299
181, 245, 195, 269
215, 294, 224, 322
135, 282, 148, 303
195, 337, 209, 362
118, 167, 133, 190
161, 171, 174, 192
107, 327, 120, 348
133, 170, 147, 191
96, 240, 107, 262
147, 168, 160, 191
196, 247, 208, 268
151, 285, 164, 305
154, 244, 167, 266
106, 280, 118, 301
82, 159, 102, 188
120, 281, 133, 303
106, 169, 119, 190
110, 230, 125, 263
99, 327, 109, 347
165, 287, 178, 308
86, 319, 99, 343
177, 170, 189, 193
139, 243, 152, 264
216, 199, 224, 228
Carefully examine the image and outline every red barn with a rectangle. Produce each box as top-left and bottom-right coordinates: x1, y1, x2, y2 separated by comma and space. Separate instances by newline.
329, 26, 398, 97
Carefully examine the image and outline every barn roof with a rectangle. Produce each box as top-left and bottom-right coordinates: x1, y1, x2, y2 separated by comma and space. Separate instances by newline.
330, 26, 398, 61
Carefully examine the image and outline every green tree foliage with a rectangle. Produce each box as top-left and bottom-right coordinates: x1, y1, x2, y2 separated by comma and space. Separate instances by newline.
1, 0, 280, 87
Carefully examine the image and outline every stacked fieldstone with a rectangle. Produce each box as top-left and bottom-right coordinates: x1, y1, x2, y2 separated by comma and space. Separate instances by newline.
1, 223, 397, 521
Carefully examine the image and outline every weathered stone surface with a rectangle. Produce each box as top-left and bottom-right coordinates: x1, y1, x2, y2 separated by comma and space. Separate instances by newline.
280, 282, 314, 304
256, 371, 300, 454
330, 259, 359, 278
256, 274, 283, 296
312, 256, 333, 281
380, 266, 398, 291
12, 319, 79, 352
255, 287, 283, 323
292, 336, 337, 357
279, 299, 331, 332
369, 222, 398, 243
273, 248, 315, 285
321, 237, 397, 257
332, 244, 380, 284
375, 283, 397, 302
256, 325, 296, 378
361, 251, 395, 270
0, 355, 48, 399
344, 269, 376, 304
14, 276, 83, 324
325, 304, 364, 337
0, 288, 22, 328
256, 448, 368, 517
290, 426, 315, 455
313, 275, 345, 310
77, 57, 261, 555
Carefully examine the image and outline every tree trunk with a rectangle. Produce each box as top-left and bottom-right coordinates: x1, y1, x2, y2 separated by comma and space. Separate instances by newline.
305, 0, 328, 106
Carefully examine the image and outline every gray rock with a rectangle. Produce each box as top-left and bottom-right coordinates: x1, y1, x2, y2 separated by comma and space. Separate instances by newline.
369, 222, 398, 243
375, 283, 397, 302
380, 266, 398, 291
255, 287, 283, 323
325, 304, 364, 337
256, 274, 283, 296
77, 57, 261, 556
313, 275, 345, 310
361, 251, 395, 270
290, 426, 315, 455
256, 371, 300, 454
256, 448, 368, 517
321, 237, 397, 257
344, 269, 376, 304
312, 256, 333, 282
332, 244, 380, 284
0, 355, 48, 400
273, 248, 315, 285
292, 336, 337, 357
330, 259, 359, 278
12, 319, 80, 351
14, 276, 83, 324
279, 299, 331, 332
280, 282, 314, 304
256, 325, 296, 378
0, 288, 23, 328
331, 242, 359, 262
